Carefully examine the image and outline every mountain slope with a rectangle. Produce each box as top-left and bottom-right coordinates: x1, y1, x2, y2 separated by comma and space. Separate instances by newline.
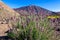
0, 2, 20, 36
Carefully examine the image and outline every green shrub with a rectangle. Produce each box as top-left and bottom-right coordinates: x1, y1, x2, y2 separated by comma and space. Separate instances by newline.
7, 17, 54, 40
7, 21, 40, 40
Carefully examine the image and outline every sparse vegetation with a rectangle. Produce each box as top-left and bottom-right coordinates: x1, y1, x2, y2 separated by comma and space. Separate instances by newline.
7, 16, 55, 40
7, 20, 40, 40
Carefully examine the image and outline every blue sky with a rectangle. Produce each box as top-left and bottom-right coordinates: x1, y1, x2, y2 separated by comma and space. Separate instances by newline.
2, 0, 60, 12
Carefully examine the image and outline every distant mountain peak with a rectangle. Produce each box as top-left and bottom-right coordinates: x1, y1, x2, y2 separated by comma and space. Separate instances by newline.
14, 5, 53, 16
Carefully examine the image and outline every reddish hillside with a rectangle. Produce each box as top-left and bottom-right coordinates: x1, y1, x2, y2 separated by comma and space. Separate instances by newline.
0, 2, 20, 36
14, 5, 53, 16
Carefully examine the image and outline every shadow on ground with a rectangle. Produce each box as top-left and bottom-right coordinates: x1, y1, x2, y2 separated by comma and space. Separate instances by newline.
0, 36, 13, 40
